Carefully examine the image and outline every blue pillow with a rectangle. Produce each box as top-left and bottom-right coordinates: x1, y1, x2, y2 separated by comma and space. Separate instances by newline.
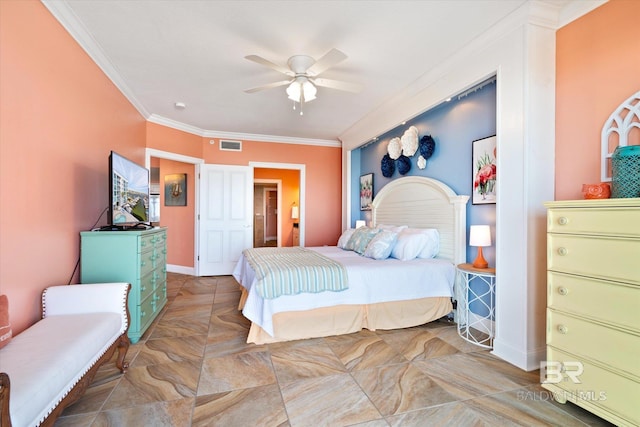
346, 227, 380, 254
363, 230, 398, 260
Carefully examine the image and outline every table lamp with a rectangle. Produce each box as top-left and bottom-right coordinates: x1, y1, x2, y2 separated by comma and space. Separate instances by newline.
469, 225, 491, 268
355, 220, 366, 228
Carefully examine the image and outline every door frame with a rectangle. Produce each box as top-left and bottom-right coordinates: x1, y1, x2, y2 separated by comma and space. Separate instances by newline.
145, 148, 204, 275
250, 162, 306, 246
255, 179, 282, 246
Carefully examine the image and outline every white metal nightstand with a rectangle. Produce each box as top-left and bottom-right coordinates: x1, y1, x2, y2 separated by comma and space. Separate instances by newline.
456, 263, 496, 348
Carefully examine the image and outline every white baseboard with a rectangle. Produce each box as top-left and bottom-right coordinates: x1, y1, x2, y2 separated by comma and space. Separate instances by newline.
166, 264, 195, 276
492, 338, 546, 372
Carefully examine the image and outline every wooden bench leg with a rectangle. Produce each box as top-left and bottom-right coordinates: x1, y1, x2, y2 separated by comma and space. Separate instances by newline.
116, 333, 130, 373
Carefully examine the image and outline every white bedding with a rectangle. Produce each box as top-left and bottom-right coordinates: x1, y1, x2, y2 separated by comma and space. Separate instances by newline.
233, 246, 455, 336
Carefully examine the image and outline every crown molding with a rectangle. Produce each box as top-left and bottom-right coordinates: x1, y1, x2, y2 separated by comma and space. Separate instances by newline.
148, 114, 341, 148
339, 0, 602, 148
41, 0, 150, 119
556, 0, 607, 28
42, 1, 340, 149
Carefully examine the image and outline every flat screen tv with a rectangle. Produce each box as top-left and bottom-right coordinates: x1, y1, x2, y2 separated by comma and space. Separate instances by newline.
107, 151, 150, 229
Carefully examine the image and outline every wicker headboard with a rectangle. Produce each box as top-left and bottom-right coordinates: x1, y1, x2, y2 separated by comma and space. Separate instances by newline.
371, 176, 469, 265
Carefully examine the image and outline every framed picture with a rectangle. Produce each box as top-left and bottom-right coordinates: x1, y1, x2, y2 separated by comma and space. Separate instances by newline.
360, 173, 373, 211
472, 136, 497, 205
164, 173, 187, 206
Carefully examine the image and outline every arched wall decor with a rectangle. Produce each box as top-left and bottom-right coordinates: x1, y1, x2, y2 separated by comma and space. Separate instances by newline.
601, 91, 640, 182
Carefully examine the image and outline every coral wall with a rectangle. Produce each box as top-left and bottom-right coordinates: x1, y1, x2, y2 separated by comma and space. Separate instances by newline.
204, 140, 342, 246
158, 159, 196, 267
0, 0, 146, 334
555, 0, 640, 200
144, 124, 343, 259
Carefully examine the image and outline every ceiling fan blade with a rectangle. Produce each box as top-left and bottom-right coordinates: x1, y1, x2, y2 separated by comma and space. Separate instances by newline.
244, 55, 294, 76
312, 78, 363, 93
306, 48, 348, 76
244, 79, 292, 94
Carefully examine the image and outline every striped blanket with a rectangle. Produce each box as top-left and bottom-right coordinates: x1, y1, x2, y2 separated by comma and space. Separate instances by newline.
242, 247, 349, 299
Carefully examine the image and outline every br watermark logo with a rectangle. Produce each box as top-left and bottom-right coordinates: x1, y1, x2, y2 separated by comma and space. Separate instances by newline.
540, 361, 583, 384
532, 360, 607, 403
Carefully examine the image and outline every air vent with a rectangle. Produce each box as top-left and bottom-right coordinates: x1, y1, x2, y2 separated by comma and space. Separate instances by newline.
219, 139, 242, 151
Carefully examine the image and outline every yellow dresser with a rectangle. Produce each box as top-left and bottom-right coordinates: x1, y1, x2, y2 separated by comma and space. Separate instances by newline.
543, 198, 640, 426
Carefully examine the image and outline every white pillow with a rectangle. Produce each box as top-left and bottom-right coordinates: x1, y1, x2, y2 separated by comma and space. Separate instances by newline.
363, 230, 398, 260
390, 232, 428, 261
376, 224, 408, 233
337, 229, 356, 249
403, 228, 440, 258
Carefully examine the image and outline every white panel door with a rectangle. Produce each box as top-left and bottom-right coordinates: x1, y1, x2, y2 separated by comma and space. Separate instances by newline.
198, 164, 253, 276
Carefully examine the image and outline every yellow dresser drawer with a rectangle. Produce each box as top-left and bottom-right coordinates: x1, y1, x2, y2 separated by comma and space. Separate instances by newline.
548, 272, 640, 331
547, 310, 640, 378
548, 206, 640, 237
544, 348, 640, 427
547, 234, 640, 285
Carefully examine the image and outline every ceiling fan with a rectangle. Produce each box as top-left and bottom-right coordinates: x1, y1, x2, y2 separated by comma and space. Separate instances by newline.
244, 48, 362, 113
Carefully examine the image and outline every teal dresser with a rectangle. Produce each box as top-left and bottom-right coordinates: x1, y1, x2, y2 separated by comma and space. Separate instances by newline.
80, 227, 167, 343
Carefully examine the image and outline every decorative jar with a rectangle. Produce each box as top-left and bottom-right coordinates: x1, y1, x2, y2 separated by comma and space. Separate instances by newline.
611, 145, 640, 198
582, 183, 611, 199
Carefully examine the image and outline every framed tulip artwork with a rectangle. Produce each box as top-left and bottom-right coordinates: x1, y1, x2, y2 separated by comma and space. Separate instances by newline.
360, 173, 373, 211
472, 136, 497, 205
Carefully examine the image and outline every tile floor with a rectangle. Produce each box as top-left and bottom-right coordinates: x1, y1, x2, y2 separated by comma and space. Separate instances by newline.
55, 273, 614, 427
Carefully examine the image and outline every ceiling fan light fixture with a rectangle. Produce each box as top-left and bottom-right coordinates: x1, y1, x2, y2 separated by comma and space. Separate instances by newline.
286, 77, 317, 103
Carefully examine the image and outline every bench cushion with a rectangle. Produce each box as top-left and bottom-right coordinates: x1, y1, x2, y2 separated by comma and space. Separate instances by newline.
0, 312, 122, 427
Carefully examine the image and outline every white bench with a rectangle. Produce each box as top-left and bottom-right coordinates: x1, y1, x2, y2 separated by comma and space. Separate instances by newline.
0, 283, 130, 427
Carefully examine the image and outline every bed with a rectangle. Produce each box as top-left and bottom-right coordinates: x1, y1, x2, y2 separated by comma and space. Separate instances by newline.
233, 176, 469, 344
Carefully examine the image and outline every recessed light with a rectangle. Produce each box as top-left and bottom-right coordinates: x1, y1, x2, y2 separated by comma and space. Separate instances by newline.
174, 102, 186, 109
445, 97, 452, 102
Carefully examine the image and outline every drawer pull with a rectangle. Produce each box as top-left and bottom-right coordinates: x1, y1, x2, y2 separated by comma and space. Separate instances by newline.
141, 285, 146, 292
557, 286, 568, 296
557, 217, 568, 225
141, 311, 146, 318
141, 241, 147, 246
557, 324, 568, 334
557, 247, 568, 256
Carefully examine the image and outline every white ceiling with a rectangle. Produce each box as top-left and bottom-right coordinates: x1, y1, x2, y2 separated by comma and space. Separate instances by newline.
44, 0, 599, 143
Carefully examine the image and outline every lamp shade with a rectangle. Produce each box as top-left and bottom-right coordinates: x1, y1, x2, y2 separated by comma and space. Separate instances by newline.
469, 225, 491, 247
291, 205, 299, 220
469, 225, 491, 269
355, 220, 366, 228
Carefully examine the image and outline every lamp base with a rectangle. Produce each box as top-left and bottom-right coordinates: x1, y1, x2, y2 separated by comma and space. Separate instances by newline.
472, 247, 489, 269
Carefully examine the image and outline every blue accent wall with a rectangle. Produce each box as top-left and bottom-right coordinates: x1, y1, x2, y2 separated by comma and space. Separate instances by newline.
352, 79, 496, 266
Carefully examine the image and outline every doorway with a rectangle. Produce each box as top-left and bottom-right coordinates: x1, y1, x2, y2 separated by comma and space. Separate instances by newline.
253, 180, 282, 247
253, 163, 304, 248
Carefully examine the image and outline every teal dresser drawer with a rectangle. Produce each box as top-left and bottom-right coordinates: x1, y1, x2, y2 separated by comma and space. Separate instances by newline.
140, 233, 156, 253
80, 227, 167, 343
139, 271, 155, 302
